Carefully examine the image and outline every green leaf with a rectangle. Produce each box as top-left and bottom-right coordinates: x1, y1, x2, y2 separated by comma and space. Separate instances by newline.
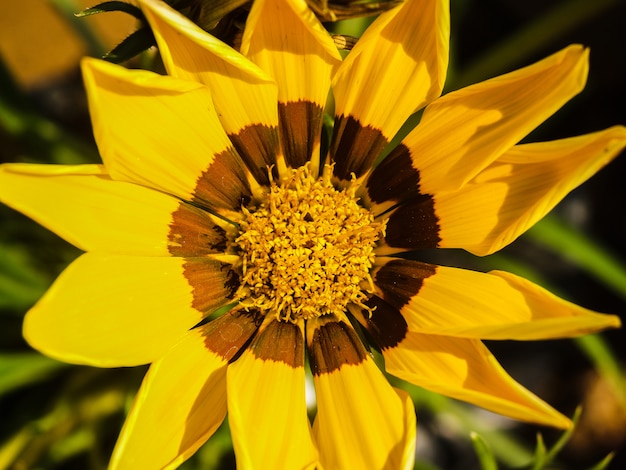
413, 462, 441, 470
104, 27, 156, 63
75, 0, 145, 20
0, 243, 49, 310
470, 432, 498, 470
526, 215, 626, 302
530, 433, 547, 470
527, 410, 583, 470
0, 427, 35, 470
587, 453, 615, 470
185, 0, 249, 31
543, 407, 582, 466
0, 353, 68, 395
48, 427, 96, 465
0, 55, 99, 164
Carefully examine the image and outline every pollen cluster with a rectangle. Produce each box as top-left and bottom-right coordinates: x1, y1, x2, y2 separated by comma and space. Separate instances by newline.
235, 165, 385, 322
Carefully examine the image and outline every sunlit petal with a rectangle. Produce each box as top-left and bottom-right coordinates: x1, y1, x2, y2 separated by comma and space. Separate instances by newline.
331, 0, 449, 179
368, 45, 589, 211
0, 163, 181, 255
384, 332, 571, 428
242, 0, 340, 170
227, 318, 318, 469
138, 0, 280, 184
372, 258, 620, 340
23, 253, 238, 366
82, 58, 251, 216
110, 330, 228, 470
434, 126, 626, 255
308, 315, 416, 469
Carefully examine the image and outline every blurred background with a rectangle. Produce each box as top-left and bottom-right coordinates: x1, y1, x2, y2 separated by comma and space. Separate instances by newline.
1, 0, 626, 469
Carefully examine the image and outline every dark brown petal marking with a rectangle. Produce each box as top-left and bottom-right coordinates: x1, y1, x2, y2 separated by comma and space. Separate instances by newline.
250, 319, 304, 367
192, 148, 252, 211
183, 258, 240, 313
201, 308, 264, 362
331, 114, 388, 180
222, 263, 241, 296
374, 259, 436, 309
308, 320, 367, 376
168, 202, 228, 257
228, 124, 280, 185
384, 195, 441, 250
278, 100, 324, 169
355, 296, 408, 350
367, 143, 422, 204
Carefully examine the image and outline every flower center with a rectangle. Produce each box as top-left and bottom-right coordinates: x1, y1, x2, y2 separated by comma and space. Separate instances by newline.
235, 165, 384, 322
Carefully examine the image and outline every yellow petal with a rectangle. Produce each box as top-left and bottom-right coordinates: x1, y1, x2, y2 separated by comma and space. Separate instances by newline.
241, 0, 340, 169
0, 163, 180, 255
227, 319, 318, 469
379, 125, 626, 254
138, 0, 280, 184
313, 360, 416, 470
384, 333, 571, 428
241, 0, 339, 104
110, 329, 228, 470
307, 315, 416, 470
372, 258, 620, 340
435, 126, 626, 255
24, 253, 236, 367
369, 45, 589, 208
81, 57, 251, 215
331, 0, 449, 178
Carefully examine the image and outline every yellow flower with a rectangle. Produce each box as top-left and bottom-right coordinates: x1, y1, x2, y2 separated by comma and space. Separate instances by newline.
1, 0, 625, 468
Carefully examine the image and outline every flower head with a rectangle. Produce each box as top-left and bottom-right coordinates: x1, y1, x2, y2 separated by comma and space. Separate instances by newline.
1, 0, 625, 468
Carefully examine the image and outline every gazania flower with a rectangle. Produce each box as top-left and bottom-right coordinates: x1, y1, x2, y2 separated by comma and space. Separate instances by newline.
1, 0, 625, 468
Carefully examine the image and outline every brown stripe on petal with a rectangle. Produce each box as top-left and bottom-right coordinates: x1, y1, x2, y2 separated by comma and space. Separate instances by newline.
168, 202, 228, 257
331, 114, 388, 180
201, 308, 264, 362
183, 259, 240, 313
367, 143, 421, 204
228, 124, 280, 186
192, 148, 252, 211
278, 100, 324, 168
374, 259, 436, 309
384, 195, 441, 250
250, 319, 304, 367
308, 320, 367, 376
353, 296, 408, 350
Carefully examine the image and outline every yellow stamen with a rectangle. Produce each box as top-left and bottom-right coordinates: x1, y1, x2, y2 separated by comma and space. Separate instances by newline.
235, 164, 384, 322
